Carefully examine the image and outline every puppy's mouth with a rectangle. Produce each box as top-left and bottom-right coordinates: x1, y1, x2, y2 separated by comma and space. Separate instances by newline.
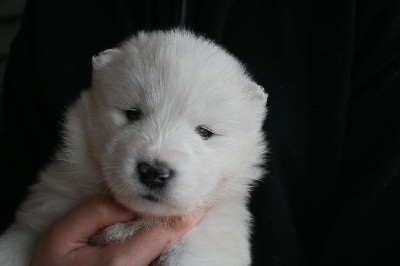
141, 194, 160, 202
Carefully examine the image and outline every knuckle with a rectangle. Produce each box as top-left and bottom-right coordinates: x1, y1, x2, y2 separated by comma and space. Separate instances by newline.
43, 223, 59, 243
170, 216, 196, 231
85, 195, 110, 217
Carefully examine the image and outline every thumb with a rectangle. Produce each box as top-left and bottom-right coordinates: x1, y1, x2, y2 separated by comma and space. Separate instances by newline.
104, 208, 207, 265
49, 195, 135, 246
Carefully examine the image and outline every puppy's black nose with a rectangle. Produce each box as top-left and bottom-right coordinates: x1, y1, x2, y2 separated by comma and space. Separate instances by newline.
137, 162, 173, 188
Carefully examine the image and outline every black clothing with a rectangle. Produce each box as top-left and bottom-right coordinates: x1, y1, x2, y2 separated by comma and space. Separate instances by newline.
1, 0, 400, 265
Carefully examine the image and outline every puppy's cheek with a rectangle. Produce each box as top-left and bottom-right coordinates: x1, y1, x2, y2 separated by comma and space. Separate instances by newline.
102, 142, 136, 188
169, 162, 220, 206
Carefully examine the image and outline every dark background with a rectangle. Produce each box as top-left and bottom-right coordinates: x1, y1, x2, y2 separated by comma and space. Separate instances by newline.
0, 0, 27, 131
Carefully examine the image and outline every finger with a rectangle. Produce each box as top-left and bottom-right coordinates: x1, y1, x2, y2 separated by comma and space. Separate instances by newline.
110, 208, 207, 265
48, 195, 135, 245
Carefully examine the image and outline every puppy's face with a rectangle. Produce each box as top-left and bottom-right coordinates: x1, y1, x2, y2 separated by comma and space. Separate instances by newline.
86, 31, 267, 217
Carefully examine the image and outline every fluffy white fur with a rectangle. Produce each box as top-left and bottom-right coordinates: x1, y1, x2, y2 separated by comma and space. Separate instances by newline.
0, 30, 267, 265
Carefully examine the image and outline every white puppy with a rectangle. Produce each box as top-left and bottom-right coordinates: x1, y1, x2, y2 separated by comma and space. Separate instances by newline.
0, 30, 267, 265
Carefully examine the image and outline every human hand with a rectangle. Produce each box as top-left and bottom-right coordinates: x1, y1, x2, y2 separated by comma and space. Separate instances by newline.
30, 196, 205, 266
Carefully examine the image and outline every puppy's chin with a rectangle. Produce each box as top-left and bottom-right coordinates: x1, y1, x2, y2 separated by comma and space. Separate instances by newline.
114, 193, 191, 217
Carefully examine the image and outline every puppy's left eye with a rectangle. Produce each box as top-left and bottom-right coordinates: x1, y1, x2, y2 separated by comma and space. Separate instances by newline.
124, 108, 142, 122
195, 125, 215, 140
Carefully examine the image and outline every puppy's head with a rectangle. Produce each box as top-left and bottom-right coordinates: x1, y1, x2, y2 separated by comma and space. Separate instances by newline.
85, 30, 267, 217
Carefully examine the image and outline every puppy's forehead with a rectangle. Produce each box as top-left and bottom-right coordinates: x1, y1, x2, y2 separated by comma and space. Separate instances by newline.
94, 31, 259, 120
119, 33, 247, 104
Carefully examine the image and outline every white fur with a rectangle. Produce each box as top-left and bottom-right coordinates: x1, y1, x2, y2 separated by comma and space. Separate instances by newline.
0, 29, 267, 265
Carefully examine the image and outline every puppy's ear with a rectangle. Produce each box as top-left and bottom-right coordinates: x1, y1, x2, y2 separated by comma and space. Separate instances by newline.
92, 48, 121, 69
245, 82, 268, 107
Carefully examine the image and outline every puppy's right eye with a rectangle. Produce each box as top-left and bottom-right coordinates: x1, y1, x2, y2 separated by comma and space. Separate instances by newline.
124, 109, 142, 122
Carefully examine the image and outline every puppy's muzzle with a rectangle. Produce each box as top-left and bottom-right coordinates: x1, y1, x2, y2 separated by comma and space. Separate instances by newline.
137, 161, 174, 188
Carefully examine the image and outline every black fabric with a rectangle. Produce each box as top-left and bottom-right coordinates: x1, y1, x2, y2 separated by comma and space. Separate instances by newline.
1, 0, 399, 265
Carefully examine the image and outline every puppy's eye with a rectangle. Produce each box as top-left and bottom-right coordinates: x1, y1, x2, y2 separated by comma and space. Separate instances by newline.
195, 125, 214, 140
124, 109, 142, 122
